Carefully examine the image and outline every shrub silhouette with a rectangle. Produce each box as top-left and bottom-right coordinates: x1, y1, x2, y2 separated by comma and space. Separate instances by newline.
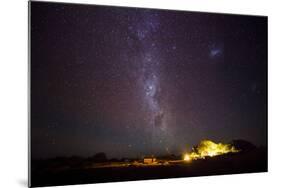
231, 140, 256, 152
88, 152, 107, 163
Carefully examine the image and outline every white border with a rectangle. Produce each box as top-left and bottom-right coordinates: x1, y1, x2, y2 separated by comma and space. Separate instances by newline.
1, 0, 281, 188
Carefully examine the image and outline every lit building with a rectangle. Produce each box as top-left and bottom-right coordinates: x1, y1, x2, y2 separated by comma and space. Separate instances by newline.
143, 157, 157, 164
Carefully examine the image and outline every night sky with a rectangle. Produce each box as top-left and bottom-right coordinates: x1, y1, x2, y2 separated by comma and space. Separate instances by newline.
31, 2, 267, 159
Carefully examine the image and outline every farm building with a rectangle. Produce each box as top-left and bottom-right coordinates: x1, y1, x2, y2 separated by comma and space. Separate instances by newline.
143, 157, 157, 164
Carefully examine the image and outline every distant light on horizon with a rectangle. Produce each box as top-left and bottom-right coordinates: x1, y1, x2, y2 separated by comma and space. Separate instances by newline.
183, 153, 191, 161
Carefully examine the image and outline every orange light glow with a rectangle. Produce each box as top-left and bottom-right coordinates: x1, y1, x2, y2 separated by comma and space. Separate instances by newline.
183, 154, 191, 161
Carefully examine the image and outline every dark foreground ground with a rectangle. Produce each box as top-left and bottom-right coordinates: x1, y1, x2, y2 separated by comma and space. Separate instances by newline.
31, 148, 267, 187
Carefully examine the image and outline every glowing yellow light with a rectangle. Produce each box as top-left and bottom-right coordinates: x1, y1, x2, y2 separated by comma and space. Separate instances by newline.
183, 154, 191, 161
187, 140, 239, 160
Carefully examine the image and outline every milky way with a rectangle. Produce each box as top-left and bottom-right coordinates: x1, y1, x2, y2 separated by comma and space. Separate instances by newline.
31, 2, 267, 159
130, 11, 167, 154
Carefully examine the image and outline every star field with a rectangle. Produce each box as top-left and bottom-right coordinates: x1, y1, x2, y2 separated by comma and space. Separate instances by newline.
31, 2, 267, 159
